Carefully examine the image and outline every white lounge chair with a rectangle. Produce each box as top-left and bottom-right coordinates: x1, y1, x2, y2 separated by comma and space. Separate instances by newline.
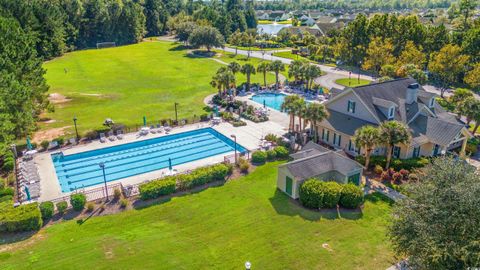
150, 125, 157, 134
99, 133, 107, 143
164, 125, 172, 133
108, 131, 116, 141
155, 124, 163, 133
116, 130, 124, 140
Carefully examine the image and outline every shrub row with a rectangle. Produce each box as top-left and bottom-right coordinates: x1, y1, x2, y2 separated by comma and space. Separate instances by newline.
139, 163, 231, 200
2, 151, 15, 172
139, 177, 176, 200
0, 202, 42, 232
299, 179, 364, 209
356, 155, 429, 171
39, 201, 54, 220
251, 146, 289, 164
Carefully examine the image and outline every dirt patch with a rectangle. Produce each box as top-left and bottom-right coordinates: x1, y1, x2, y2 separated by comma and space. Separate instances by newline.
0, 231, 46, 252
322, 243, 333, 252
48, 93, 71, 104
32, 126, 71, 143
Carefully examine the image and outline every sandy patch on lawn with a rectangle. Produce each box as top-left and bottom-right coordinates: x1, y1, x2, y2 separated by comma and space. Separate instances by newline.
0, 231, 46, 253
48, 93, 71, 104
33, 126, 71, 143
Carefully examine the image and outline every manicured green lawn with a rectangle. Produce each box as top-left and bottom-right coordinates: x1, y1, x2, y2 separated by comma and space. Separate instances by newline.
0, 163, 393, 269
272, 50, 315, 63
335, 78, 371, 87
41, 41, 277, 136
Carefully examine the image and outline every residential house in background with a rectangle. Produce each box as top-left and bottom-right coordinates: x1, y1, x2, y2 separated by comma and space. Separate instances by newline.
277, 142, 363, 199
316, 78, 471, 159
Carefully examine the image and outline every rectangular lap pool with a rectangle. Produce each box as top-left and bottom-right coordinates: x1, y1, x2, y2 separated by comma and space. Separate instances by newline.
52, 128, 246, 192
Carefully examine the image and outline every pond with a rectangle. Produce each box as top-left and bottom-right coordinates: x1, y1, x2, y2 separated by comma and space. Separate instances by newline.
257, 24, 291, 36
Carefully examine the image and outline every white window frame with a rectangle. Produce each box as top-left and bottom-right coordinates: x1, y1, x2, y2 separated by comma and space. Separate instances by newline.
347, 100, 356, 114
388, 106, 395, 120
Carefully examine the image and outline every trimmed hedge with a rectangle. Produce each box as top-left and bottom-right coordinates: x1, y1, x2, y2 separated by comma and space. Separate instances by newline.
139, 177, 176, 200
339, 184, 364, 209
70, 193, 86, 211
274, 146, 289, 159
299, 179, 325, 209
0, 187, 14, 198
266, 150, 277, 161
39, 201, 54, 220
0, 202, 42, 232
139, 164, 231, 200
56, 201, 68, 214
356, 155, 429, 171
251, 151, 267, 164
176, 163, 230, 191
322, 182, 342, 208
299, 180, 365, 209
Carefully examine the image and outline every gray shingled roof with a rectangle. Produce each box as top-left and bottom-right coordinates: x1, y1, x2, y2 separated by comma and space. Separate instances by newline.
326, 78, 466, 147
320, 109, 377, 136
283, 149, 363, 181
290, 141, 330, 160
372, 97, 396, 108
409, 115, 464, 146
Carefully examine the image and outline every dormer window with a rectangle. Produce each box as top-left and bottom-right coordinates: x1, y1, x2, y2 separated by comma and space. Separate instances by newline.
429, 97, 435, 108
388, 106, 395, 120
347, 100, 356, 113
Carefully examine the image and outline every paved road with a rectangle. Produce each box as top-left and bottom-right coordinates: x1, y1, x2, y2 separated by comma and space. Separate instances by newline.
221, 47, 374, 89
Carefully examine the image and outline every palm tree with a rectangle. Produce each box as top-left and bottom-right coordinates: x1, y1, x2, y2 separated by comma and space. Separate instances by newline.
228, 62, 241, 75
281, 94, 301, 132
296, 99, 307, 133
269, 60, 285, 90
457, 97, 480, 127
352, 125, 380, 170
288, 60, 305, 83
305, 103, 329, 143
257, 62, 270, 87
304, 65, 322, 91
240, 63, 256, 92
378, 121, 411, 169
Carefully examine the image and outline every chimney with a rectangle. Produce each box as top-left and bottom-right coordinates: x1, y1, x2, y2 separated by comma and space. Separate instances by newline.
406, 83, 419, 104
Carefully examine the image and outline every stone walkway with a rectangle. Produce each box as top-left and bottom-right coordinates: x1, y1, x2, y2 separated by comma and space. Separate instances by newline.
364, 177, 406, 202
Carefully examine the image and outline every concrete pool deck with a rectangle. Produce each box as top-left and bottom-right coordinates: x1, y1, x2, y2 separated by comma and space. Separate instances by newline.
34, 120, 287, 202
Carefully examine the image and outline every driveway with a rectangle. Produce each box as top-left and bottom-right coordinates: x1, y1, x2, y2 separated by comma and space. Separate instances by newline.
220, 47, 374, 90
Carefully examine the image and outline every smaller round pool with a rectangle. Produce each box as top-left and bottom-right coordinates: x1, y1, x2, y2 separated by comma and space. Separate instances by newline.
250, 93, 286, 111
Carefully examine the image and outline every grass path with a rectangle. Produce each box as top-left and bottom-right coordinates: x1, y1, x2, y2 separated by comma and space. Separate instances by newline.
40, 41, 277, 137
0, 163, 393, 269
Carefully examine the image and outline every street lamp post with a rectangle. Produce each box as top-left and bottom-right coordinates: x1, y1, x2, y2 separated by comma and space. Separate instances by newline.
99, 162, 109, 201
174, 102, 179, 125
358, 61, 362, 83
230, 135, 237, 164
73, 115, 79, 143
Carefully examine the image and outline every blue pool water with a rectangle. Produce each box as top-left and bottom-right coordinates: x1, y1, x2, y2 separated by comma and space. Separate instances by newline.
250, 93, 287, 111
52, 128, 246, 192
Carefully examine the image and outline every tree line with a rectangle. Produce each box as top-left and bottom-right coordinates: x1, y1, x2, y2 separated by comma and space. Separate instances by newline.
0, 0, 258, 155
0, 0, 257, 61
309, 7, 479, 93
255, 0, 457, 10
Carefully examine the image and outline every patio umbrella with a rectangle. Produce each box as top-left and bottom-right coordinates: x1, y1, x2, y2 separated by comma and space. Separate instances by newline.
24, 186, 31, 201
168, 158, 172, 171
143, 116, 147, 126
26, 136, 33, 150
263, 100, 266, 108
214, 105, 219, 117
